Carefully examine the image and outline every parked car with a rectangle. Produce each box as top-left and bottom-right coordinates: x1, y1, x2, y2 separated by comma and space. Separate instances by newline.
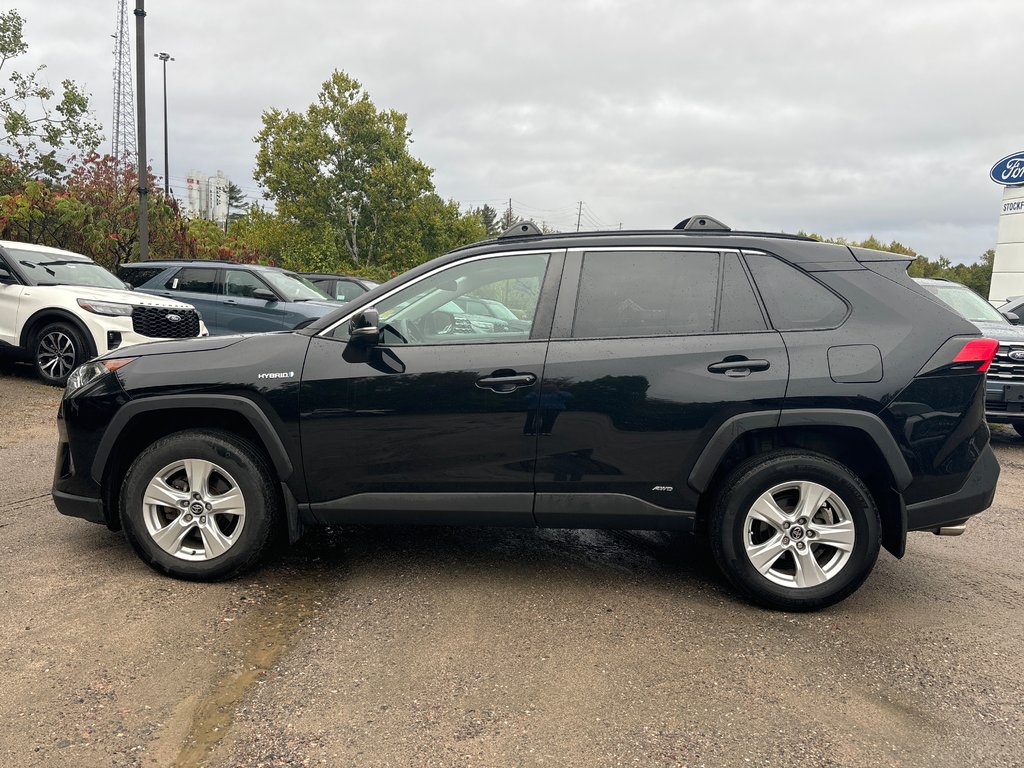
994, 295, 1024, 324
0, 241, 207, 385
452, 296, 532, 332
915, 277, 1024, 437
301, 273, 379, 303
54, 217, 999, 611
118, 260, 340, 335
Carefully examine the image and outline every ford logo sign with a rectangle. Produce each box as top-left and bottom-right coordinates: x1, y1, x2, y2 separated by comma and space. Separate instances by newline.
166, 313, 182, 323
991, 152, 1024, 186
1009, 350, 1024, 361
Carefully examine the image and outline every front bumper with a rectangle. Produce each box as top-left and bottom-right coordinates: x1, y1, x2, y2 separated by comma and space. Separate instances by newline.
905, 444, 1000, 531
985, 380, 1024, 424
52, 488, 105, 523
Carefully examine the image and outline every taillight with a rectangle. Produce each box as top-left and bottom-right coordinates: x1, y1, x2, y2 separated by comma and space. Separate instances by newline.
952, 338, 999, 373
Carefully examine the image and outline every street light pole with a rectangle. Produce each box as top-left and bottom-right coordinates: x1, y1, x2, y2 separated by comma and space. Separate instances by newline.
154, 51, 174, 196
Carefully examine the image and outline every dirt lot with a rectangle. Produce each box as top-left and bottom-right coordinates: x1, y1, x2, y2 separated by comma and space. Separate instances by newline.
2, 358, 1023, 768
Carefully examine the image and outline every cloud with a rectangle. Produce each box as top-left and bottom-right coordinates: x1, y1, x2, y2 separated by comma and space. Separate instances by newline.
8, 0, 1021, 260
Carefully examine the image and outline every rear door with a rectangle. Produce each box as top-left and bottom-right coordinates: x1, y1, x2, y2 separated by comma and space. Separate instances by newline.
533, 248, 789, 527
160, 266, 224, 333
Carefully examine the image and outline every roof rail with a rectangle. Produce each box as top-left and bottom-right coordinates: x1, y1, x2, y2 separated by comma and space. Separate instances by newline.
673, 215, 731, 231
498, 221, 543, 238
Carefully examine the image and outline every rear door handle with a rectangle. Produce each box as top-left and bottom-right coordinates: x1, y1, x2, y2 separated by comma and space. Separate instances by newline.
707, 358, 770, 377
476, 371, 537, 393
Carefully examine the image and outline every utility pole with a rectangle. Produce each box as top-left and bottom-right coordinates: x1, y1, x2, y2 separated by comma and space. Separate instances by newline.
576, 201, 583, 232
154, 52, 174, 196
134, 0, 148, 260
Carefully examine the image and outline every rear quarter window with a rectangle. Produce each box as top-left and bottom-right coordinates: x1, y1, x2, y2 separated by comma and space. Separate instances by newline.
745, 254, 848, 330
118, 266, 165, 287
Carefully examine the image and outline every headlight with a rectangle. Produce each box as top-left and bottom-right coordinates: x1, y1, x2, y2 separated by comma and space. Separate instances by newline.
76, 298, 133, 316
65, 358, 134, 397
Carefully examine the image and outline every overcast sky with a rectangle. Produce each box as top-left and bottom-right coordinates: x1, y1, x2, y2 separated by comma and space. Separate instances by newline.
8, 0, 1022, 261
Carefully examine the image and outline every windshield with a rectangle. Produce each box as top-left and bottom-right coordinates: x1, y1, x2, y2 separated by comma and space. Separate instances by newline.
920, 281, 1006, 324
262, 270, 333, 301
6, 247, 125, 289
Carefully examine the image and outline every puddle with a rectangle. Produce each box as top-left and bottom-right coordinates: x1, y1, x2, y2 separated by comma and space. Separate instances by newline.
168, 568, 332, 768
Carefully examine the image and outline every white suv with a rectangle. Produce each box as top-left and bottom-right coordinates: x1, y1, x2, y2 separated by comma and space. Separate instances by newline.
0, 241, 208, 385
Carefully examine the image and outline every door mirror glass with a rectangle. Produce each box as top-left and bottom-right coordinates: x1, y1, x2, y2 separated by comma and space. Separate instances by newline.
1001, 310, 1020, 325
349, 307, 380, 345
252, 287, 276, 302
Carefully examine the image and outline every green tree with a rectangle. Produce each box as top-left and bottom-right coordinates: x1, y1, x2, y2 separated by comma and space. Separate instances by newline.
0, 10, 101, 180
253, 70, 433, 270
225, 180, 248, 228
474, 203, 501, 237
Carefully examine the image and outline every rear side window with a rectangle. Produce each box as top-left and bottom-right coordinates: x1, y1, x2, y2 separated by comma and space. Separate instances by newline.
118, 266, 164, 287
167, 267, 219, 294
745, 254, 848, 330
573, 251, 719, 337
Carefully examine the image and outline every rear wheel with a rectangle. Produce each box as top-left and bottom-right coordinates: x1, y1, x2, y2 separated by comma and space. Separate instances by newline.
119, 430, 282, 580
710, 451, 880, 611
33, 321, 88, 386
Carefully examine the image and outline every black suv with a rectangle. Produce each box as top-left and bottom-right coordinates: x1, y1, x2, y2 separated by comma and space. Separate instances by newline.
52, 217, 1000, 610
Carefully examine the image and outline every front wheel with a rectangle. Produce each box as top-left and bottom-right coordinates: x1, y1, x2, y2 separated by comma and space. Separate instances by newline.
119, 430, 282, 580
710, 451, 880, 611
33, 321, 88, 386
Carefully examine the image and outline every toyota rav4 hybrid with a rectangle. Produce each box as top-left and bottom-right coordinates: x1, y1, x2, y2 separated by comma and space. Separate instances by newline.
0, 241, 208, 385
52, 218, 1001, 610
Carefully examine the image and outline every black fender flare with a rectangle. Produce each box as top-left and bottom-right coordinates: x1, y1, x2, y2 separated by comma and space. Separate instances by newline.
90, 394, 294, 485
20, 308, 99, 358
687, 408, 913, 493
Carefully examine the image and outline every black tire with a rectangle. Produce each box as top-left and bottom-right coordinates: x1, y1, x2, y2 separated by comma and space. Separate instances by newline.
33, 321, 88, 386
1013, 423, 1024, 439
709, 450, 881, 611
119, 429, 282, 581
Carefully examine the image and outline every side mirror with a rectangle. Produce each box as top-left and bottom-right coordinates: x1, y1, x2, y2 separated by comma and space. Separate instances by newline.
123, 281, 135, 291
348, 307, 380, 345
252, 287, 276, 302
0, 267, 13, 283
1001, 310, 1020, 325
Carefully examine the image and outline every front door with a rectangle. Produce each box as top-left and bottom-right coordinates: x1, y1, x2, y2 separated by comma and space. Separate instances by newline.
533, 248, 789, 527
299, 250, 559, 525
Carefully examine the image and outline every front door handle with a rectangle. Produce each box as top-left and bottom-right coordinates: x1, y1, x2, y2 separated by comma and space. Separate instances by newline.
707, 358, 770, 377
476, 371, 537, 393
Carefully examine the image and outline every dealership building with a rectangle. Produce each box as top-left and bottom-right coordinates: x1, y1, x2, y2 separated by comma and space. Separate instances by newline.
988, 151, 1024, 302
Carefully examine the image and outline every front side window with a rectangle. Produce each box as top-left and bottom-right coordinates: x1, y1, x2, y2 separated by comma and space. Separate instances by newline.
339, 253, 549, 345
573, 251, 720, 338
333, 279, 367, 302
225, 270, 270, 298
168, 267, 219, 294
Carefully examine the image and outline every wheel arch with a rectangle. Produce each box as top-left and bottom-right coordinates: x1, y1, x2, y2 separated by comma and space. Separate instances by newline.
20, 308, 98, 357
96, 396, 303, 541
691, 410, 910, 559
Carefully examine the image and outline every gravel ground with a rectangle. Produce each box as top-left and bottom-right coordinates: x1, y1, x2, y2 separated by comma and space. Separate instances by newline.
1, 358, 1022, 767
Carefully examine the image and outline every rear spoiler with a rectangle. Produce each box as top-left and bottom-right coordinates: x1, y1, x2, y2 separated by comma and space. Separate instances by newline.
847, 246, 915, 266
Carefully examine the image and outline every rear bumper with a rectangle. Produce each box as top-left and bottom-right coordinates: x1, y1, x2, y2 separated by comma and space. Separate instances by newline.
905, 445, 999, 531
